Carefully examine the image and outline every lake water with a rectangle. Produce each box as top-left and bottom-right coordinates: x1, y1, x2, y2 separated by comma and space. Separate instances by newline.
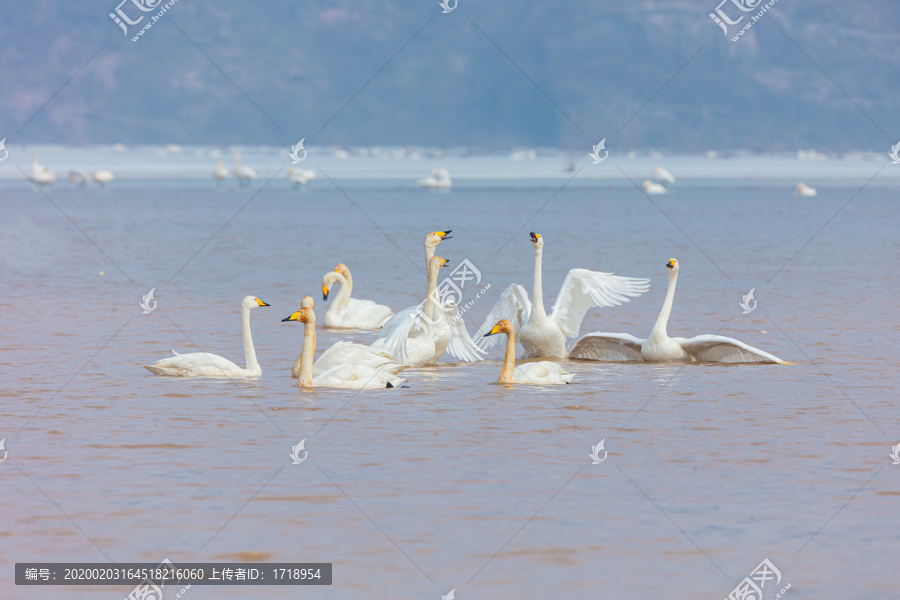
2, 149, 898, 599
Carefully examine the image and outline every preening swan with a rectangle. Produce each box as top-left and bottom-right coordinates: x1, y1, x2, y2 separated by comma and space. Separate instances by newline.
484, 320, 573, 385
568, 259, 788, 363
144, 296, 270, 377
372, 254, 485, 366
642, 180, 667, 194
418, 168, 452, 189
796, 182, 817, 197
475, 232, 650, 359
233, 152, 257, 186
283, 304, 407, 389
322, 263, 393, 329
68, 170, 89, 185
288, 167, 316, 187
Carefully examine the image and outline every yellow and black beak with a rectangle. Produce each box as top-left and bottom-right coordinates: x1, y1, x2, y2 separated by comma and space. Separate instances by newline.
282, 311, 300, 322
666, 260, 675, 269
441, 258, 450, 267
529, 232, 540, 243
322, 284, 329, 301
483, 324, 501, 337
256, 298, 270, 307
435, 230, 452, 240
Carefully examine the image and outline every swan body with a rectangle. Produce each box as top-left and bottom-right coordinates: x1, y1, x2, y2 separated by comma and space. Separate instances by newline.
288, 167, 316, 186
653, 165, 676, 184
484, 320, 573, 385
144, 296, 270, 378
475, 232, 651, 359
322, 263, 393, 329
569, 259, 788, 364
796, 182, 817, 196
373, 252, 484, 366
418, 168, 452, 189
29, 154, 55, 185
213, 161, 229, 180
93, 170, 114, 186
642, 180, 667, 194
283, 304, 407, 389
233, 152, 257, 185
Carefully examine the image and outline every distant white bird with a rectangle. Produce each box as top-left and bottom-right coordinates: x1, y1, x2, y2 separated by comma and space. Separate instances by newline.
29, 154, 55, 185
288, 167, 316, 187
233, 152, 257, 186
418, 168, 452, 189
213, 161, 229, 181
653, 165, 676, 184
796, 182, 817, 197
93, 170, 115, 186
642, 180, 667, 194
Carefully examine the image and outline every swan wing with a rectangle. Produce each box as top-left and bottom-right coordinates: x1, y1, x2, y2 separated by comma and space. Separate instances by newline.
144, 351, 243, 377
549, 269, 651, 339
674, 335, 786, 364
313, 364, 407, 389
371, 304, 427, 364
315, 341, 396, 372
474, 284, 532, 352
567, 332, 645, 361
443, 303, 487, 362
513, 361, 573, 385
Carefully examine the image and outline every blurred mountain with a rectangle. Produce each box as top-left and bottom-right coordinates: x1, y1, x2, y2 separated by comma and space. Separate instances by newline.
1, 0, 897, 151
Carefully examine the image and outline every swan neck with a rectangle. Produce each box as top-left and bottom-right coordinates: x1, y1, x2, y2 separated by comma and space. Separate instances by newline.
424, 244, 435, 273
329, 273, 352, 311
423, 260, 440, 322
241, 306, 259, 374
532, 246, 546, 316
499, 330, 516, 383
299, 315, 316, 387
651, 270, 678, 340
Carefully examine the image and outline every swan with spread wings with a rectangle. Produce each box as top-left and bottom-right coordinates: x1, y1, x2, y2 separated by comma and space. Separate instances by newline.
475, 232, 651, 358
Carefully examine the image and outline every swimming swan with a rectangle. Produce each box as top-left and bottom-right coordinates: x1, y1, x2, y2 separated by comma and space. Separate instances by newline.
568, 259, 788, 363
322, 263, 393, 329
372, 254, 485, 366
283, 304, 407, 389
144, 296, 270, 377
484, 319, 573, 385
475, 232, 651, 359
285, 295, 401, 379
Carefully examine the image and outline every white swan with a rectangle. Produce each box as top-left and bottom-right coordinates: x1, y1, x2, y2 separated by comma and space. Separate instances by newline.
284, 304, 407, 389
213, 161, 229, 180
475, 232, 651, 359
233, 152, 257, 186
144, 296, 270, 377
568, 259, 789, 363
484, 319, 573, 385
322, 263, 393, 329
373, 254, 485, 366
93, 170, 114, 186
288, 167, 316, 187
642, 180, 667, 194
29, 154, 55, 185
796, 182, 817, 197
653, 165, 676, 184
418, 168, 452, 189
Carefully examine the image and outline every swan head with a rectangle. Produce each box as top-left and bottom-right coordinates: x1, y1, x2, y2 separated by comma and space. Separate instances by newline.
282, 306, 314, 324
428, 255, 449, 274
666, 258, 679, 273
484, 319, 513, 337
529, 231, 543, 249
301, 295, 314, 308
425, 230, 452, 249
334, 263, 350, 277
243, 296, 270, 310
